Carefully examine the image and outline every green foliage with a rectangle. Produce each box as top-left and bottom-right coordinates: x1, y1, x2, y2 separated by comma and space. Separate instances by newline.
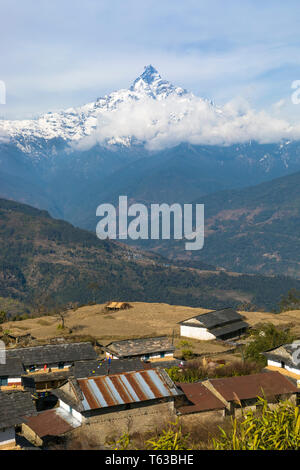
279, 288, 300, 312
0, 311, 7, 324
1, 198, 300, 312
145, 419, 191, 450
166, 359, 261, 383
244, 323, 295, 366
213, 397, 300, 450
110, 433, 131, 450
181, 349, 194, 360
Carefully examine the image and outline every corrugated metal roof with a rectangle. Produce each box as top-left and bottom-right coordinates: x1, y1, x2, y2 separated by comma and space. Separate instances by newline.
77, 368, 180, 411
209, 371, 298, 401
24, 407, 81, 438
177, 382, 226, 414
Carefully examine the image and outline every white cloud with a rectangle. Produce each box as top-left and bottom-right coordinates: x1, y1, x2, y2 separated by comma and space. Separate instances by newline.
75, 92, 299, 151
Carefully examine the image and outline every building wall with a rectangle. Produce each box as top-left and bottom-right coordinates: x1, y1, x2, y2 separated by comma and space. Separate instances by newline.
70, 400, 176, 445
21, 423, 43, 447
59, 399, 85, 424
180, 325, 216, 341
0, 427, 15, 447
267, 359, 300, 377
178, 409, 225, 426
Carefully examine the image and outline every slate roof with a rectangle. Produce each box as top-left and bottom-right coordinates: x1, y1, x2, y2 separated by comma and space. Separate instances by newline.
71, 358, 148, 378
0, 358, 25, 377
0, 391, 37, 428
105, 336, 175, 358
6, 342, 97, 366
209, 321, 249, 338
180, 308, 243, 329
177, 382, 226, 414
209, 371, 298, 402
262, 342, 300, 369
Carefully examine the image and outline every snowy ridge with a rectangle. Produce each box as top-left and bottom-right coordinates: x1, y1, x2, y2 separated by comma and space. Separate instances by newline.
0, 65, 190, 151
0, 64, 297, 156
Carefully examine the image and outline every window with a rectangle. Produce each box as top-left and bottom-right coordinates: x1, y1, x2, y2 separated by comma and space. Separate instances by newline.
160, 352, 165, 358
281, 361, 285, 369
58, 362, 65, 369
0, 377, 8, 386
29, 365, 36, 372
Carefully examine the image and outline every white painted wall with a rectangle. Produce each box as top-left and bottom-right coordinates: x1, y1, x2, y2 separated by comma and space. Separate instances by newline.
267, 359, 300, 376
180, 325, 216, 341
7, 378, 22, 384
0, 427, 15, 446
59, 399, 84, 423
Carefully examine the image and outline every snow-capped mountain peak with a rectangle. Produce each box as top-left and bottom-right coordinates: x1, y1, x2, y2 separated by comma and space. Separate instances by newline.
130, 64, 186, 98
0, 65, 189, 154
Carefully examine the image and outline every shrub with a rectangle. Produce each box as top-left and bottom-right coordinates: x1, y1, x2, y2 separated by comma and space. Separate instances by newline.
213, 397, 300, 450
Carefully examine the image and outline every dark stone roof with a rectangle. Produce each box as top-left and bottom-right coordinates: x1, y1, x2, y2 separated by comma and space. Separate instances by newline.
71, 358, 148, 378
105, 336, 175, 358
209, 321, 249, 338
6, 342, 97, 366
0, 357, 25, 377
0, 391, 37, 428
180, 308, 243, 329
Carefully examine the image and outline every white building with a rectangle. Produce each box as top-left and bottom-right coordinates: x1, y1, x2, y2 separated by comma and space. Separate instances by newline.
263, 342, 300, 386
179, 308, 248, 341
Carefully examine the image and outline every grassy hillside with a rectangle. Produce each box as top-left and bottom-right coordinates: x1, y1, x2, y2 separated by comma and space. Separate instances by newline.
1, 197, 300, 313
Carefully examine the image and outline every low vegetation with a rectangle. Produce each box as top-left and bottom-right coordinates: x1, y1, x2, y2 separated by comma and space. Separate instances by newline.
244, 323, 295, 366
167, 359, 262, 383
213, 397, 300, 450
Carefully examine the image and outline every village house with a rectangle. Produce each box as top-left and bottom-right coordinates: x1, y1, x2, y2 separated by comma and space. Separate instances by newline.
176, 382, 227, 424
104, 336, 176, 362
179, 307, 249, 341
175, 371, 298, 421
262, 342, 300, 386
206, 371, 298, 416
0, 358, 26, 391
105, 301, 132, 311
22, 406, 81, 447
0, 391, 37, 450
51, 368, 182, 443
6, 342, 97, 392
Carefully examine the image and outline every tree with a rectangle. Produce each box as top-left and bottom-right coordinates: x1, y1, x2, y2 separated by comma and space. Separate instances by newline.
0, 311, 7, 324
244, 323, 294, 366
279, 288, 300, 312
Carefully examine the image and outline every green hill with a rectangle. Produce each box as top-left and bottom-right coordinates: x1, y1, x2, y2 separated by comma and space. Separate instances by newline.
1, 197, 300, 313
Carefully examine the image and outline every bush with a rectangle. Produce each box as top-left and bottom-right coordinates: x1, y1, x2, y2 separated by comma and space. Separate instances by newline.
244, 323, 295, 366
166, 359, 261, 383
213, 397, 300, 450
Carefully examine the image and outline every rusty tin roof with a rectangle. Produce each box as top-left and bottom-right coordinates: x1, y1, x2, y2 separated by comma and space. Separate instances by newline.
77, 368, 181, 410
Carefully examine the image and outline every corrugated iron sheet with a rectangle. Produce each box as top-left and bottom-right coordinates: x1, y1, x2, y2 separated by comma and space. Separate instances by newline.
77, 369, 180, 410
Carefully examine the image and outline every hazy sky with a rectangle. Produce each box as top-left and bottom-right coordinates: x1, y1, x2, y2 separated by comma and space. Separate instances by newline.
1, 0, 300, 120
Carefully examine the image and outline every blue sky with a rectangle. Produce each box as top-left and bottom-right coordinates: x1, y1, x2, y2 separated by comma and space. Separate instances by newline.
1, 0, 300, 120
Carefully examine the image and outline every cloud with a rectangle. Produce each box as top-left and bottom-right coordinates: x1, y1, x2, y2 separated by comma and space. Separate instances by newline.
75, 92, 299, 151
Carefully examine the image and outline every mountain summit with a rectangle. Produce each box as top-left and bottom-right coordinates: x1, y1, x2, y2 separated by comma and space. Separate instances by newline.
0, 65, 188, 152
130, 64, 186, 98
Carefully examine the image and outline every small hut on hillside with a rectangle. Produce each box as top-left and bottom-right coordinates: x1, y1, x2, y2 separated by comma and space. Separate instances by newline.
105, 302, 132, 312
